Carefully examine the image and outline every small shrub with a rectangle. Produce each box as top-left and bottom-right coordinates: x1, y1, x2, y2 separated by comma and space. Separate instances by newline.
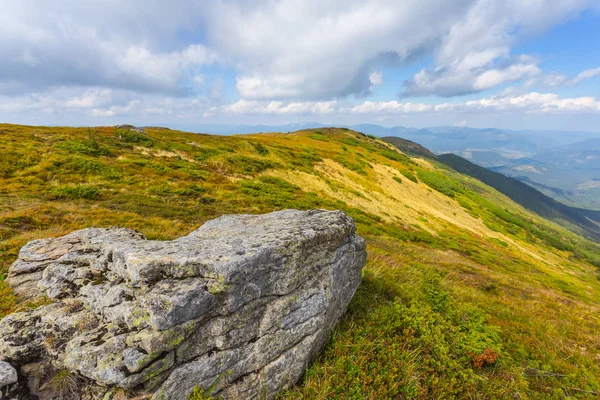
47, 369, 84, 400
250, 141, 269, 155
47, 185, 100, 200
119, 131, 153, 146
470, 347, 499, 368
418, 170, 462, 197
339, 137, 361, 146
147, 184, 206, 197
61, 157, 122, 180
489, 238, 509, 248
400, 170, 418, 183
393, 176, 403, 184
308, 134, 330, 142
194, 148, 222, 162
289, 147, 322, 169
55, 137, 111, 157
381, 149, 411, 163
226, 155, 277, 174
333, 156, 368, 175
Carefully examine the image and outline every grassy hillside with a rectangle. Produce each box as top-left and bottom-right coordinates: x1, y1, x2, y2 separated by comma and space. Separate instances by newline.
436, 153, 600, 242
1, 124, 600, 399
380, 136, 437, 159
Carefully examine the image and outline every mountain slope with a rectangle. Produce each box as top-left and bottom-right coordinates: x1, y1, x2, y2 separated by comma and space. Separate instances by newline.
437, 153, 600, 242
381, 136, 438, 159
1, 124, 600, 399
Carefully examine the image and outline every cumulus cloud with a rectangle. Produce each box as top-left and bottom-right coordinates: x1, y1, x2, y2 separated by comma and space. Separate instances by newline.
403, 54, 541, 97
0, 0, 216, 96
0, 0, 599, 126
201, 0, 594, 100
402, 0, 594, 96
204, 0, 477, 100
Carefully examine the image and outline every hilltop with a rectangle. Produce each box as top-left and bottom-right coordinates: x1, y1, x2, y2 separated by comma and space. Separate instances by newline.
191, 122, 600, 210
1, 124, 600, 398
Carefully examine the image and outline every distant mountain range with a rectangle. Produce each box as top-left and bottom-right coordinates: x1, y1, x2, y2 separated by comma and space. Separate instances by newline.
192, 122, 600, 210
489, 138, 600, 210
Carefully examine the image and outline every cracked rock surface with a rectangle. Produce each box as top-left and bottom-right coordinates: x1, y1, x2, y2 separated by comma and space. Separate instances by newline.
0, 209, 366, 399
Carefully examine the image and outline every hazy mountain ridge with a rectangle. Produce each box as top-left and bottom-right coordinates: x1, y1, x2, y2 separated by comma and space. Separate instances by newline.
491, 138, 600, 210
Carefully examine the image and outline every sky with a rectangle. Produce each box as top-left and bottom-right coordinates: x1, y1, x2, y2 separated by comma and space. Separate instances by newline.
1, 0, 600, 131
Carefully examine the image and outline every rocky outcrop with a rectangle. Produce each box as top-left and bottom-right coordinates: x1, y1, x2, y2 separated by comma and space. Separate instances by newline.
0, 210, 366, 399
116, 124, 147, 134
0, 361, 18, 398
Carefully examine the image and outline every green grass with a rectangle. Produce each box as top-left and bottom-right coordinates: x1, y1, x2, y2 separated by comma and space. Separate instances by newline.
1, 124, 599, 399
399, 169, 418, 183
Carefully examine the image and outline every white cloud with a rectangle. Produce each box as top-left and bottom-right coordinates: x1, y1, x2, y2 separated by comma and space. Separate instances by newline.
91, 100, 140, 118
0, 0, 598, 127
202, 0, 595, 100
572, 67, 600, 84
0, 1, 216, 96
214, 99, 339, 116
206, 0, 478, 99
369, 72, 384, 92
203, 92, 600, 117
525, 67, 600, 88
64, 88, 113, 108
348, 101, 435, 114
404, 55, 541, 97
464, 92, 600, 113
402, 0, 593, 97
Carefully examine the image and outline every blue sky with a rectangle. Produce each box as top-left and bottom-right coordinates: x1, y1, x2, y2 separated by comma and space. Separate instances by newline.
1, 0, 600, 131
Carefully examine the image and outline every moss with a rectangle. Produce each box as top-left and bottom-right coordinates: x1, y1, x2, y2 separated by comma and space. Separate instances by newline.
207, 274, 229, 295
131, 309, 151, 328
188, 386, 214, 400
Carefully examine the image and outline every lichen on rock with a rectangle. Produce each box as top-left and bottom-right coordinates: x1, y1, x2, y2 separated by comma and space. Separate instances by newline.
0, 209, 366, 399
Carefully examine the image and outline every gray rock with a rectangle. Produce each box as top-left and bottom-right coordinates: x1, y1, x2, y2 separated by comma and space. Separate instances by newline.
116, 124, 147, 134
0, 361, 17, 388
0, 210, 366, 399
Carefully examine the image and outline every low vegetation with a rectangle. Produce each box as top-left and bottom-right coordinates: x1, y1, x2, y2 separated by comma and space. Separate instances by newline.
1, 124, 599, 398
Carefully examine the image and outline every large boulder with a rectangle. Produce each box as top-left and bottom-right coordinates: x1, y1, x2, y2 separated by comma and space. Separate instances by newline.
0, 210, 366, 399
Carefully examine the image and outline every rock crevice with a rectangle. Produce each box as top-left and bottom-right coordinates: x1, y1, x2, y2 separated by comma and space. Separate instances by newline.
0, 209, 366, 399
